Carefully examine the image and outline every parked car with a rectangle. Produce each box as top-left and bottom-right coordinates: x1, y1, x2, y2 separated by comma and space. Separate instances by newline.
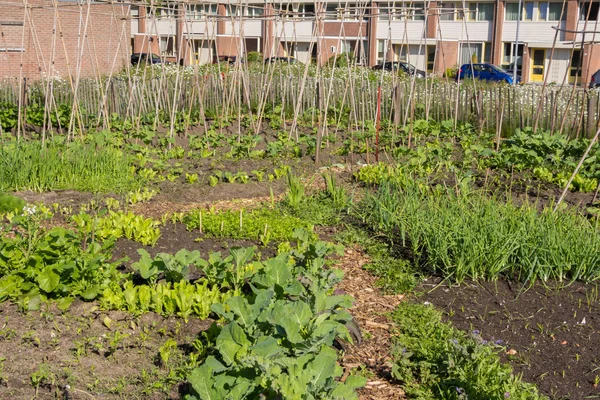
456, 63, 521, 84
217, 55, 243, 65
130, 53, 163, 65
589, 69, 600, 89
264, 56, 298, 64
372, 61, 426, 78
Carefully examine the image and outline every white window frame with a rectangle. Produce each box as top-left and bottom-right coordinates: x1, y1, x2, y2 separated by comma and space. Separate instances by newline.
466, 2, 494, 21
160, 35, 175, 56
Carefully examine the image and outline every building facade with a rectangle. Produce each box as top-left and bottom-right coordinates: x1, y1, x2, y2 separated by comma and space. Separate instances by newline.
0, 0, 130, 80
133, 0, 600, 84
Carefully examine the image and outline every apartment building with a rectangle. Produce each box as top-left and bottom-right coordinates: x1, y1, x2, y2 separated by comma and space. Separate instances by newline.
133, 0, 600, 84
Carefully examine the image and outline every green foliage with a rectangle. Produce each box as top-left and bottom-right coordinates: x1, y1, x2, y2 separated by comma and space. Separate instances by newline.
390, 302, 545, 399
322, 173, 348, 210
132, 248, 201, 283
185, 234, 364, 399
336, 226, 418, 294
0, 102, 18, 131
0, 193, 25, 214
357, 180, 600, 283
0, 137, 141, 193
0, 208, 120, 310
94, 211, 161, 246
126, 188, 157, 205
183, 208, 314, 242
284, 169, 305, 211
246, 51, 263, 63
100, 280, 227, 321
327, 52, 356, 68
487, 129, 600, 192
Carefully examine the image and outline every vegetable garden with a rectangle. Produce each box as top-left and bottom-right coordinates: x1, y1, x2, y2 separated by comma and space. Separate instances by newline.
2, 64, 600, 400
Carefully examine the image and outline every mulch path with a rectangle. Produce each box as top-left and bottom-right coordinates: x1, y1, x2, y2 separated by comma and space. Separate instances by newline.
335, 245, 406, 399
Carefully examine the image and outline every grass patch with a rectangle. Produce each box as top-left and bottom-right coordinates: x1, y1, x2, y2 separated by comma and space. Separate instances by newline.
390, 302, 545, 399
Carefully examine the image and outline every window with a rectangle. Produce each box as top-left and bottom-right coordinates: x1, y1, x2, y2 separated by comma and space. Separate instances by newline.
524, 1, 534, 20
505, 3, 520, 20
580, 2, 599, 20
247, 6, 264, 17
483, 42, 492, 62
570, 49, 582, 80
160, 36, 175, 56
548, 2, 566, 20
411, 2, 426, 20
539, 2, 548, 19
501, 42, 523, 73
461, 43, 481, 64
302, 4, 315, 16
325, 3, 367, 20
394, 44, 409, 60
459, 42, 492, 63
427, 45, 435, 72
155, 7, 175, 18
438, 2, 455, 20
466, 3, 494, 21
226, 5, 241, 17
538, 2, 566, 21
377, 40, 385, 63
378, 4, 390, 20
378, 2, 424, 20
186, 4, 217, 19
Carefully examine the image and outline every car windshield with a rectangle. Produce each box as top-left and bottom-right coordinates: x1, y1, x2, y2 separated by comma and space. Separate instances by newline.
490, 65, 508, 73
400, 62, 415, 73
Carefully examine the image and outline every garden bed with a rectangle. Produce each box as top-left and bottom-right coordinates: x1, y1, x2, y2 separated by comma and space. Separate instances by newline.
420, 279, 600, 399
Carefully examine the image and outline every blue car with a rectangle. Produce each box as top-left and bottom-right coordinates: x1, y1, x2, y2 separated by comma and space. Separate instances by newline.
456, 63, 521, 84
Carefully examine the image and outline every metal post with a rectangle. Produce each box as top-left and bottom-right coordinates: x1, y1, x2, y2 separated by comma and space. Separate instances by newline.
513, 0, 522, 85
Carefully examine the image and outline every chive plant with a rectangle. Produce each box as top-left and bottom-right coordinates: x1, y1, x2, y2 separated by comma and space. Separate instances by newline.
358, 180, 600, 283
0, 139, 140, 193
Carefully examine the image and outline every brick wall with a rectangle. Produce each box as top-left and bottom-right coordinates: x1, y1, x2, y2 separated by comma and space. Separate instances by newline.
0, 0, 130, 81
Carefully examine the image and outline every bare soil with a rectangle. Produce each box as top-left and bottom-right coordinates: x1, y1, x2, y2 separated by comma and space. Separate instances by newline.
0, 301, 211, 400
421, 279, 600, 400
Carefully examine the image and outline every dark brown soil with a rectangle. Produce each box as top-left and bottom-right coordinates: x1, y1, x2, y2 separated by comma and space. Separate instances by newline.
420, 279, 600, 400
0, 301, 211, 400
112, 223, 277, 266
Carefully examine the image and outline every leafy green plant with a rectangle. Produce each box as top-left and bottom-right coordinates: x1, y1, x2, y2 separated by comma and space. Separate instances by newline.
186, 173, 199, 184
185, 236, 364, 399
131, 248, 201, 283
323, 173, 348, 210
0, 209, 120, 309
126, 188, 157, 205
0, 193, 25, 214
390, 302, 545, 399
95, 211, 161, 246
183, 207, 314, 242
285, 169, 305, 211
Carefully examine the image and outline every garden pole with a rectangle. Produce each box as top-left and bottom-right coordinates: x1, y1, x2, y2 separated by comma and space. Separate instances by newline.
554, 126, 600, 211
376, 84, 381, 163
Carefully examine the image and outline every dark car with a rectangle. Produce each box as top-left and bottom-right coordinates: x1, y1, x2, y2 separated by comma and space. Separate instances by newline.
131, 53, 163, 65
372, 61, 425, 78
589, 69, 600, 89
264, 56, 298, 64
217, 55, 243, 65
456, 63, 520, 84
